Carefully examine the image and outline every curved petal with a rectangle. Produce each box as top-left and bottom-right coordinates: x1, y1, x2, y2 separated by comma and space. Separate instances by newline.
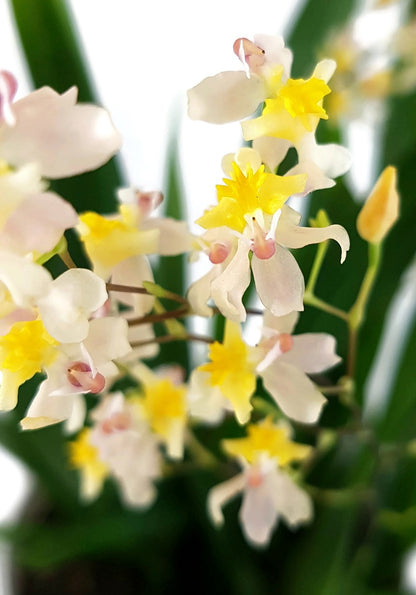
260, 360, 326, 424
0, 87, 121, 178
21, 379, 84, 429
270, 468, 313, 527
285, 160, 335, 194
277, 206, 350, 263
187, 71, 265, 124
38, 268, 107, 343
188, 369, 227, 425
0, 192, 78, 255
251, 245, 304, 317
210, 239, 251, 322
240, 479, 279, 547
297, 134, 352, 179
280, 333, 341, 374
0, 250, 51, 307
142, 217, 193, 255
207, 473, 246, 526
83, 317, 132, 365
253, 137, 291, 172
262, 310, 299, 336
187, 265, 221, 318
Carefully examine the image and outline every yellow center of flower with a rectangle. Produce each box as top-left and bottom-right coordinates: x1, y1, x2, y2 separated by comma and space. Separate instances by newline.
196, 162, 306, 233
278, 77, 330, 120
223, 418, 312, 466
141, 378, 187, 437
78, 211, 127, 241
198, 320, 257, 424
0, 319, 57, 379
69, 429, 108, 481
77, 205, 159, 276
0, 160, 11, 176
242, 72, 331, 142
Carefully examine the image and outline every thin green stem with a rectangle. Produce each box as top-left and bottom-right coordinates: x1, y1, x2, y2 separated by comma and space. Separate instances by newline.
304, 291, 349, 321
59, 250, 77, 269
347, 242, 382, 377
305, 239, 329, 295
349, 243, 382, 331
130, 333, 214, 349
127, 306, 189, 326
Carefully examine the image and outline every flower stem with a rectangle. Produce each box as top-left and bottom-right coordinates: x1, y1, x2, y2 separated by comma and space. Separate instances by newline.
303, 291, 349, 321
305, 239, 329, 295
59, 250, 77, 269
127, 306, 189, 326
130, 333, 214, 349
347, 242, 382, 377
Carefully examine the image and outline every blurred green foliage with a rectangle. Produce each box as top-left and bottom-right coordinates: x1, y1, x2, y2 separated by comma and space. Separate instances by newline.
3, 0, 416, 593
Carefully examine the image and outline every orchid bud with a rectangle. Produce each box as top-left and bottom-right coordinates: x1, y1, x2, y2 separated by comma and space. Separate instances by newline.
357, 166, 399, 244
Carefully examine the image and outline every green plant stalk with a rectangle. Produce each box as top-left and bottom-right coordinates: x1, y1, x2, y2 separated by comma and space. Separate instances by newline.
347, 242, 382, 377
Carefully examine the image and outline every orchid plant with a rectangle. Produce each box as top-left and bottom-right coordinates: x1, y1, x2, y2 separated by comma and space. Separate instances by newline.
2, 1, 416, 591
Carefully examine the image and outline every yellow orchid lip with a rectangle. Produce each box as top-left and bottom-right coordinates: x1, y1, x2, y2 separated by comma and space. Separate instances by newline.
196, 161, 306, 233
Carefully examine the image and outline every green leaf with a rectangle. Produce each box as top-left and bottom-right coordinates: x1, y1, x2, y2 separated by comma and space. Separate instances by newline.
9, 0, 124, 215
287, 0, 358, 76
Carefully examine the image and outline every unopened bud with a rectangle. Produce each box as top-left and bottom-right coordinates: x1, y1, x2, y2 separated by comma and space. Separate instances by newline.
357, 166, 399, 243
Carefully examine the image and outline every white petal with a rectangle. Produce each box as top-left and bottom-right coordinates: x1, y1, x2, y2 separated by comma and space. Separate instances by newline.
38, 268, 107, 343
83, 317, 132, 365
21, 379, 84, 429
0, 250, 51, 307
262, 310, 299, 335
285, 160, 334, 194
297, 134, 351, 179
0, 86, 121, 178
142, 217, 193, 255
187, 71, 265, 124
0, 192, 78, 255
240, 480, 279, 547
188, 369, 227, 424
313, 59, 336, 83
270, 468, 313, 527
221, 147, 262, 176
260, 361, 327, 423
280, 333, 341, 374
207, 473, 246, 526
251, 245, 304, 317
277, 206, 350, 264
187, 266, 220, 318
210, 239, 251, 322
253, 137, 291, 172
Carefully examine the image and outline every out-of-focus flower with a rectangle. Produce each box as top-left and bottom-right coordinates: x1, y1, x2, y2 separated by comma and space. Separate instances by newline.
208, 418, 313, 546
69, 428, 109, 502
0, 73, 121, 178
357, 165, 399, 243
132, 362, 188, 459
89, 392, 161, 507
78, 188, 193, 280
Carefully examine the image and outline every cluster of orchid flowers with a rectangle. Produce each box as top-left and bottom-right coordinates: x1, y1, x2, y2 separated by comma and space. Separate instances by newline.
0, 33, 399, 548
